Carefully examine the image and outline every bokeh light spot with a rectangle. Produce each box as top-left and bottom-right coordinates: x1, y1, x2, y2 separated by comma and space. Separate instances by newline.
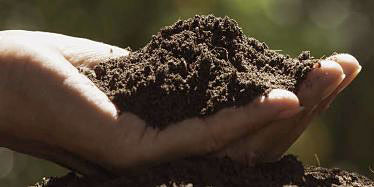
264, 0, 304, 25
308, 0, 351, 29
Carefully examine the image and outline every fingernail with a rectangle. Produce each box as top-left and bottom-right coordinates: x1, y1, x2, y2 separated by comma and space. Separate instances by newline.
276, 107, 304, 120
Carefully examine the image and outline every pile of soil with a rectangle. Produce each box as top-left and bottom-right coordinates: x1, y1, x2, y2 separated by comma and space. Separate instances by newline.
80, 15, 316, 129
39, 15, 374, 187
32, 155, 374, 187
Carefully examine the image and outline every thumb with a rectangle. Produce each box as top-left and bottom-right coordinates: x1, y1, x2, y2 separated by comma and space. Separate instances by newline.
0, 30, 129, 67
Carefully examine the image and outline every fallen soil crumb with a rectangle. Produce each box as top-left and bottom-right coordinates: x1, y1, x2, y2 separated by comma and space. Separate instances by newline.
80, 15, 317, 129
32, 155, 374, 187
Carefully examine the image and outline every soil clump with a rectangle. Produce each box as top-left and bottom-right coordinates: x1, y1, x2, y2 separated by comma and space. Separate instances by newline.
80, 15, 317, 129
33, 15, 374, 187
40, 15, 373, 187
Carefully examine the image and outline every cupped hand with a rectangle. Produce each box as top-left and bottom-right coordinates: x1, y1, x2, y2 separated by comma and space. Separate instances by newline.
219, 53, 361, 163
0, 31, 361, 176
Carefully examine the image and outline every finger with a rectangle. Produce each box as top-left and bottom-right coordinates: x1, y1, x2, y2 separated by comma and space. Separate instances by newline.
0, 30, 129, 67
216, 110, 306, 165
125, 89, 300, 167
240, 111, 306, 164
219, 58, 349, 164
265, 54, 362, 159
297, 59, 345, 108
327, 54, 361, 93
317, 54, 362, 112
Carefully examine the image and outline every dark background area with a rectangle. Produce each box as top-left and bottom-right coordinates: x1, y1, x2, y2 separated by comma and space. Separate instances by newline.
0, 0, 373, 186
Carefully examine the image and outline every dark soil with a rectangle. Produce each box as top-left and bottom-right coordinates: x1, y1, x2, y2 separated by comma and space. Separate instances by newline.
32, 155, 374, 187
51, 15, 374, 187
80, 15, 317, 129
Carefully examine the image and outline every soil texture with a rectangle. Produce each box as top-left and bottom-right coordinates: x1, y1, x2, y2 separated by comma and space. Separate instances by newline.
80, 15, 317, 129
46, 15, 373, 187
32, 155, 374, 187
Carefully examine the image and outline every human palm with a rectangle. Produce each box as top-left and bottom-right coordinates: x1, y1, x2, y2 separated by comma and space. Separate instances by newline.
0, 31, 361, 176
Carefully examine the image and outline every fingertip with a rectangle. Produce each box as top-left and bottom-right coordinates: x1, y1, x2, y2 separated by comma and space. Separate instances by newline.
310, 54, 362, 112
267, 89, 299, 102
327, 53, 362, 76
265, 89, 300, 110
319, 59, 345, 77
319, 60, 346, 86
297, 59, 345, 107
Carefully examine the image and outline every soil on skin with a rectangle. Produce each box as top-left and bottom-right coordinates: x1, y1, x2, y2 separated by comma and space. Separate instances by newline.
80, 15, 317, 129
32, 155, 374, 187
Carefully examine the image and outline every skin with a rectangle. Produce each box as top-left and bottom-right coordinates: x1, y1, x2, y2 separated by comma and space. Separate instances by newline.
0, 30, 361, 176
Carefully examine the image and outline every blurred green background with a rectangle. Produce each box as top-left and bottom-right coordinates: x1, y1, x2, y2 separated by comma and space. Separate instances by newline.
0, 0, 373, 186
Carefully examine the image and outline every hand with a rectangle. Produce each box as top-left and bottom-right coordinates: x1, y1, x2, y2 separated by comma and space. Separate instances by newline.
218, 53, 361, 164
0, 31, 360, 176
